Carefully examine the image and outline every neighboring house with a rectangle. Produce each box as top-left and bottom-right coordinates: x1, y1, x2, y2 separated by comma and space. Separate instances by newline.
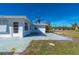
0, 16, 47, 38
53, 27, 63, 31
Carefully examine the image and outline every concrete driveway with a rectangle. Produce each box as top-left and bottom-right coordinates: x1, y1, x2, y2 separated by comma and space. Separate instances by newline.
25, 33, 72, 40
46, 33, 72, 40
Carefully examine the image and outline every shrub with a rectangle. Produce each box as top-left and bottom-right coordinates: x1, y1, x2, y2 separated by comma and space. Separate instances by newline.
11, 48, 16, 53
46, 30, 54, 33
76, 30, 79, 32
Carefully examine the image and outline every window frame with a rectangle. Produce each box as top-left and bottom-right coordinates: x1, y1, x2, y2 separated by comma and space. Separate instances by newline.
0, 19, 9, 34
13, 22, 19, 33
25, 23, 28, 31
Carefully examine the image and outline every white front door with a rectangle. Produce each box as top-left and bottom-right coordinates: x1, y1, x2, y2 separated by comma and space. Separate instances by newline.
13, 22, 19, 37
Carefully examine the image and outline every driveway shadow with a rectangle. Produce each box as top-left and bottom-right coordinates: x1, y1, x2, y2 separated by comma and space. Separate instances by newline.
24, 32, 46, 37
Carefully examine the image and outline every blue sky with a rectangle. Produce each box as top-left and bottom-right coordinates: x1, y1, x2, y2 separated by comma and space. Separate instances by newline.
0, 3, 79, 26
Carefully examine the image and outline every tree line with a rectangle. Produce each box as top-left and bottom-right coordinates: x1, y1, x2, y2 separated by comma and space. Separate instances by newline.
46, 22, 79, 31
34, 16, 79, 31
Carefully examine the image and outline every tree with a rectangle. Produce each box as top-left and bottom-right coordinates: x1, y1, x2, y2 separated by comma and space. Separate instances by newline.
71, 22, 78, 30
44, 20, 52, 32
36, 16, 41, 23
43, 19, 51, 26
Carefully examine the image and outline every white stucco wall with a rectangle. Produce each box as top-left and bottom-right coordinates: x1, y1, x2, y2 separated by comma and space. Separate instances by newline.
0, 19, 11, 38
10, 18, 24, 38
0, 18, 24, 38
38, 27, 46, 33
34, 25, 46, 34
23, 21, 33, 37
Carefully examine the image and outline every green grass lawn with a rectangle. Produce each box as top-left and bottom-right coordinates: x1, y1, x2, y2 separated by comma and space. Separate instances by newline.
54, 30, 79, 39
20, 30, 79, 55
21, 40, 79, 55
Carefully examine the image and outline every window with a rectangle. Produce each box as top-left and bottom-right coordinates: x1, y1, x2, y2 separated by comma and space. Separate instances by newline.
0, 19, 8, 33
25, 23, 28, 30
34, 26, 37, 30
30, 26, 32, 30
13, 22, 18, 33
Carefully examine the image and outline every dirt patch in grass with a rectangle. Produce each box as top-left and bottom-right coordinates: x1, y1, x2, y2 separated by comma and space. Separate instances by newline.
20, 40, 79, 55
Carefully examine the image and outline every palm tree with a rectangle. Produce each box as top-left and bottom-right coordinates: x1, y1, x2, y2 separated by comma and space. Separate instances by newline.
36, 16, 41, 23
71, 22, 78, 30
42, 19, 52, 32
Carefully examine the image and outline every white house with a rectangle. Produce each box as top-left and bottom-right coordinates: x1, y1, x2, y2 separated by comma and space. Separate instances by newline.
0, 16, 47, 38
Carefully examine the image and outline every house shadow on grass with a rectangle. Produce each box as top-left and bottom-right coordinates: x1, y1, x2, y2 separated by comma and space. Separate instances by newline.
24, 30, 46, 37
0, 52, 14, 55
